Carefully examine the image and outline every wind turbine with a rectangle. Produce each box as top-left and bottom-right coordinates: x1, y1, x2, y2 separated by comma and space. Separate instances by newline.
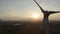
33, 0, 60, 34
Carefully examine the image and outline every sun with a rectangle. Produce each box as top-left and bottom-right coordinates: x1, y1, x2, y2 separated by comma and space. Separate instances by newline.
32, 13, 39, 19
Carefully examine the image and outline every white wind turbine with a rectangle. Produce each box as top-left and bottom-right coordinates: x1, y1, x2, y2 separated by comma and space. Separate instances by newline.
33, 0, 60, 34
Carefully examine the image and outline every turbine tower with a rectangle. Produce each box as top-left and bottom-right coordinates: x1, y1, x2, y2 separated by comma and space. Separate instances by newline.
33, 0, 60, 34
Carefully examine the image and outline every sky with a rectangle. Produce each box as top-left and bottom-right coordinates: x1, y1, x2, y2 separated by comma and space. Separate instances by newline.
0, 0, 60, 21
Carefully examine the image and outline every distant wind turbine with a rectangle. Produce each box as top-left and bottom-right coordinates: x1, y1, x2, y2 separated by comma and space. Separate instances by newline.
33, 0, 60, 34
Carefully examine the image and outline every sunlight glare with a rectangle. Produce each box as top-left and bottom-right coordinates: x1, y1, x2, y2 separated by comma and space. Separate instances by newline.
32, 13, 39, 19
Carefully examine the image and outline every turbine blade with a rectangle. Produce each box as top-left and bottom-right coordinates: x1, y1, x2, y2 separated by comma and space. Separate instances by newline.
37, 22, 44, 34
49, 11, 60, 14
33, 0, 44, 13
